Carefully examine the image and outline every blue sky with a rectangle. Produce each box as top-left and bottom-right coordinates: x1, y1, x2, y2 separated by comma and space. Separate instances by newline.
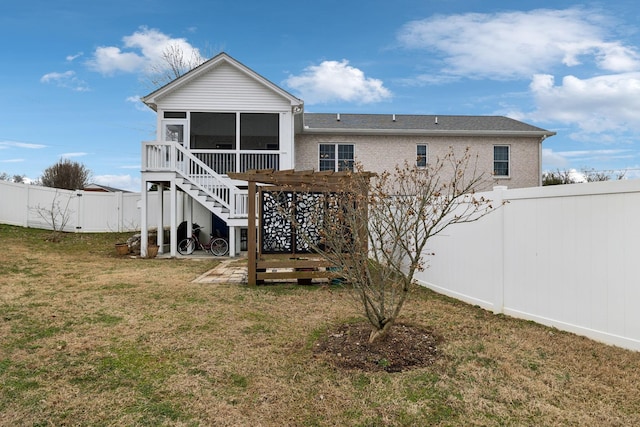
1, 0, 639, 191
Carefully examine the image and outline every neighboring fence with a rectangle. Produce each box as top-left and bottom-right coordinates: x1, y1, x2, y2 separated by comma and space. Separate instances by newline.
0, 181, 150, 232
0, 181, 212, 235
416, 179, 640, 351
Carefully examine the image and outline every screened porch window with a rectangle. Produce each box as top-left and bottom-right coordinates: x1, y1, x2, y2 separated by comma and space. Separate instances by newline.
190, 112, 236, 149
240, 113, 279, 150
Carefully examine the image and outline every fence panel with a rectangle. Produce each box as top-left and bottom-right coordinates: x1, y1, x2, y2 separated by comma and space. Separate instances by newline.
23, 186, 80, 232
416, 180, 640, 351
0, 181, 29, 226
0, 181, 143, 233
78, 191, 120, 232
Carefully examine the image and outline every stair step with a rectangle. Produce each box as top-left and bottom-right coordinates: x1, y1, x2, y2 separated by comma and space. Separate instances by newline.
174, 171, 239, 222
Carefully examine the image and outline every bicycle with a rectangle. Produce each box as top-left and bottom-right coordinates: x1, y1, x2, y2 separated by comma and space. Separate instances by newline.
177, 226, 229, 256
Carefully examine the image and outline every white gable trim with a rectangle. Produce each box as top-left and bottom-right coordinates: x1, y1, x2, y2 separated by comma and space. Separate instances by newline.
142, 52, 303, 111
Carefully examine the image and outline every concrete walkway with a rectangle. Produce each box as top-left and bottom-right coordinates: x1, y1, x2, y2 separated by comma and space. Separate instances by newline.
192, 259, 248, 284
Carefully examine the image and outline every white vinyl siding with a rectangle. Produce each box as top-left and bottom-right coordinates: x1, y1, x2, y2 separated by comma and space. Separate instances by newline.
156, 62, 292, 112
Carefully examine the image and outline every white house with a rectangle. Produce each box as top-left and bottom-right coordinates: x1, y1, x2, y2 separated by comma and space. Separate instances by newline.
139, 53, 555, 257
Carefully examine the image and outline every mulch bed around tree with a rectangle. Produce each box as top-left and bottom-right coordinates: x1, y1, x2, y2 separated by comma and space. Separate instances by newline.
313, 322, 441, 372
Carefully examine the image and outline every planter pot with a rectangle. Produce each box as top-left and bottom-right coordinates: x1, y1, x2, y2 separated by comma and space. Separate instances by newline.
115, 243, 129, 256
147, 245, 159, 258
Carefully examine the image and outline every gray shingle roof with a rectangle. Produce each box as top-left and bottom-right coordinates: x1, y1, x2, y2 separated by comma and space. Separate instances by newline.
301, 113, 554, 136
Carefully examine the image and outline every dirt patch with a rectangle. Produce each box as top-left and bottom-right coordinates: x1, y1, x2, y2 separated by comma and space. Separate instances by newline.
314, 321, 441, 372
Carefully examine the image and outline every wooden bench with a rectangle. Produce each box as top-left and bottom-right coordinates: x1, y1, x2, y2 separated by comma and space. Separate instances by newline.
255, 255, 339, 284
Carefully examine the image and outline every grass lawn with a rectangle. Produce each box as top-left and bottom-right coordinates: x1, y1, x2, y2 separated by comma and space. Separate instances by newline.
1, 224, 639, 426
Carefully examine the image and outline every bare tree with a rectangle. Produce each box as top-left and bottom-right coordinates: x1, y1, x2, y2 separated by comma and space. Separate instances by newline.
31, 190, 75, 241
583, 168, 626, 182
543, 168, 626, 185
146, 43, 208, 88
542, 169, 575, 185
0, 172, 27, 182
286, 147, 498, 343
40, 159, 91, 190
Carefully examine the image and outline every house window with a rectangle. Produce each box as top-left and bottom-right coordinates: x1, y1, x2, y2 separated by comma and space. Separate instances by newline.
417, 144, 428, 168
190, 112, 236, 149
240, 113, 279, 150
494, 145, 510, 177
319, 144, 354, 171
163, 111, 187, 119
163, 123, 184, 143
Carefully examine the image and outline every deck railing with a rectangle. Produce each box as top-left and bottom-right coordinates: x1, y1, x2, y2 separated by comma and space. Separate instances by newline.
192, 150, 280, 173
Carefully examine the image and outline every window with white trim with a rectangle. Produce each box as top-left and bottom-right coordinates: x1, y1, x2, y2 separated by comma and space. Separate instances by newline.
417, 144, 428, 168
493, 145, 510, 177
319, 143, 354, 171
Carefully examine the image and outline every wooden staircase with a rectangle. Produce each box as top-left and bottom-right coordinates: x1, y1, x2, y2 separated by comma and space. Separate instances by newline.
143, 141, 249, 227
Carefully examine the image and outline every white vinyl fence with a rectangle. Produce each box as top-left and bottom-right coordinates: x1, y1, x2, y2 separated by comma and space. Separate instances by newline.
416, 179, 640, 351
4, 179, 640, 350
0, 181, 142, 232
0, 181, 153, 232
0, 180, 213, 235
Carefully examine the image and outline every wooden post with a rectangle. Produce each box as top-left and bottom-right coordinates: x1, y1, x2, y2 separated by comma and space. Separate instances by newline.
247, 181, 257, 286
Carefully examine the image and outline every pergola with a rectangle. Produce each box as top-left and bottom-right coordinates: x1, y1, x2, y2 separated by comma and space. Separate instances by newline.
228, 169, 373, 286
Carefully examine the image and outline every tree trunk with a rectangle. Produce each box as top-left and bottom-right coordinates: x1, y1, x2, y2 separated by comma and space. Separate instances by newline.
368, 319, 395, 344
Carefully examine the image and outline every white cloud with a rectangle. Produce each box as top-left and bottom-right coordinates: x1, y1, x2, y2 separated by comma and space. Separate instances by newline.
568, 169, 588, 183
527, 72, 640, 134
542, 148, 569, 169
560, 148, 632, 160
542, 147, 634, 169
87, 46, 145, 74
0, 140, 46, 149
60, 152, 88, 158
93, 174, 140, 192
87, 27, 202, 75
397, 8, 640, 80
126, 95, 148, 112
0, 158, 25, 163
40, 70, 89, 92
284, 60, 392, 104
66, 52, 83, 62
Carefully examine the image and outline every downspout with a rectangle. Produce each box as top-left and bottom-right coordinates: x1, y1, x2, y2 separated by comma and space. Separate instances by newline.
538, 135, 547, 187
291, 103, 304, 170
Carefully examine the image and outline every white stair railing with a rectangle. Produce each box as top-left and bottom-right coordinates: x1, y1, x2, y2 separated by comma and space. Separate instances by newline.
174, 143, 234, 211
143, 142, 249, 217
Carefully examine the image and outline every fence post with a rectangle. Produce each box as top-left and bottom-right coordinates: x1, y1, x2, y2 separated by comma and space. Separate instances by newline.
75, 190, 83, 232
492, 186, 508, 314
116, 191, 123, 232
23, 184, 30, 227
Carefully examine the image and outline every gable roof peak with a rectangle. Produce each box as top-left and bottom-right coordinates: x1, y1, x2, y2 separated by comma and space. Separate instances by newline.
141, 52, 302, 111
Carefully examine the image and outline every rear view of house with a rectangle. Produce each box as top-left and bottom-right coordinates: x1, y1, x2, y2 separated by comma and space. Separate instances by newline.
139, 53, 555, 257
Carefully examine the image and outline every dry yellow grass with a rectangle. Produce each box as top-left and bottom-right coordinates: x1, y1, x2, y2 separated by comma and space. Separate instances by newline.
1, 224, 639, 426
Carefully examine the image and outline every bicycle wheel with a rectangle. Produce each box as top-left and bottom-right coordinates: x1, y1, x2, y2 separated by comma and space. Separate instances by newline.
209, 238, 229, 256
178, 238, 196, 255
